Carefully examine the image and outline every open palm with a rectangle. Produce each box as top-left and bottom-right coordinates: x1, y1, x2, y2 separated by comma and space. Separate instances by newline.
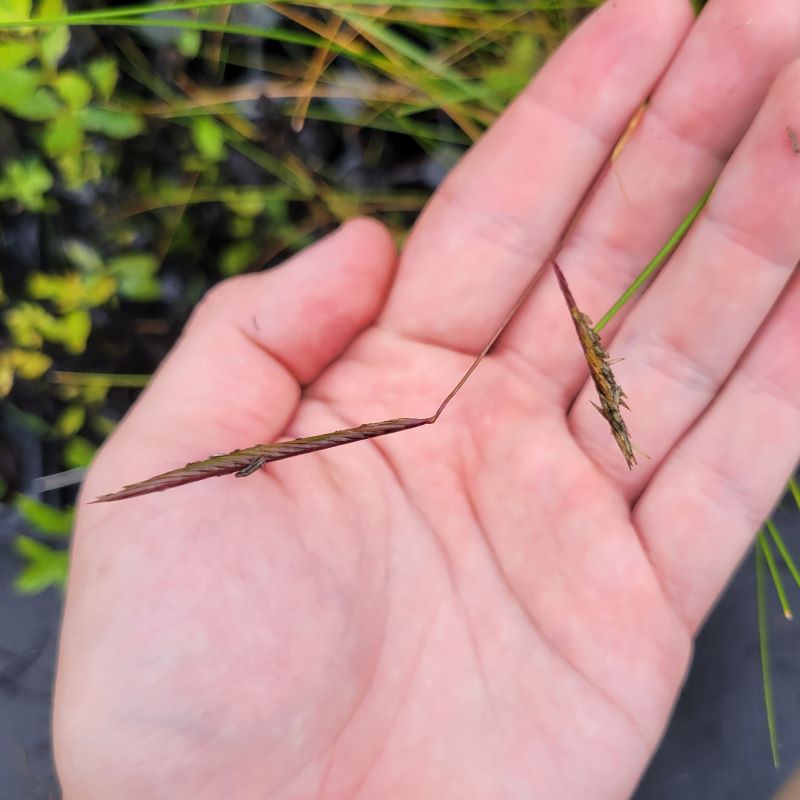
54, 1, 800, 798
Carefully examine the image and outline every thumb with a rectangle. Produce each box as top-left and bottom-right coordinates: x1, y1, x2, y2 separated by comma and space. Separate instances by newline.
84, 218, 397, 498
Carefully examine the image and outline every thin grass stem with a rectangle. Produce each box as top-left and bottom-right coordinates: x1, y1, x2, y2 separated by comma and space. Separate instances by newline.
766, 519, 800, 591
759, 532, 793, 620
756, 538, 781, 767
594, 184, 713, 333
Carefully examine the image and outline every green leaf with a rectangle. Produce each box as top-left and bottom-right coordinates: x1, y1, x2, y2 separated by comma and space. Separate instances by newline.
0, 0, 32, 23
36, 0, 64, 16
14, 495, 73, 537
80, 106, 144, 139
13, 535, 68, 594
54, 404, 85, 438
0, 40, 37, 70
0, 356, 13, 396
0, 67, 41, 111
28, 271, 116, 311
43, 114, 84, 157
39, 25, 69, 68
24, 305, 91, 353
63, 435, 96, 469
0, 158, 53, 211
220, 240, 258, 276
108, 253, 161, 301
59, 308, 91, 353
4, 304, 45, 348
8, 347, 51, 379
224, 188, 266, 218
191, 116, 225, 162
63, 239, 104, 273
53, 71, 93, 110
11, 87, 60, 121
86, 57, 117, 101
35, 0, 67, 19
55, 152, 96, 191
177, 28, 201, 58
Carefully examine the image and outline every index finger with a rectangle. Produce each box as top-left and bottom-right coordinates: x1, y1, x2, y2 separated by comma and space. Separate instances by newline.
378, 0, 694, 355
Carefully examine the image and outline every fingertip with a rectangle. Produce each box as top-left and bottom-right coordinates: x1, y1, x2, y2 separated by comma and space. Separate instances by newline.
338, 215, 396, 257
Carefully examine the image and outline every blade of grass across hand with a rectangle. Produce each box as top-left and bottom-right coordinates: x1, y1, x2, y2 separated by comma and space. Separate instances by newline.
594, 184, 713, 333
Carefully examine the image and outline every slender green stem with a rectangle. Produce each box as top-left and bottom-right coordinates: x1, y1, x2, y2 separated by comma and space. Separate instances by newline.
50, 371, 151, 388
756, 539, 781, 768
789, 477, 800, 511
767, 519, 800, 591
594, 184, 713, 333
4, 16, 327, 47
0, 1, 264, 28
759, 532, 793, 620
0, 0, 605, 27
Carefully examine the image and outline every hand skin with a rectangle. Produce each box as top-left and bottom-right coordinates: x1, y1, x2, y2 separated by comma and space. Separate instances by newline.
54, 0, 800, 797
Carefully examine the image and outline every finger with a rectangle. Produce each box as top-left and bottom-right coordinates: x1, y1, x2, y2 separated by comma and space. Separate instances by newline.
632, 267, 800, 632
498, 0, 800, 399
83, 218, 396, 499
379, 0, 693, 353
569, 59, 800, 491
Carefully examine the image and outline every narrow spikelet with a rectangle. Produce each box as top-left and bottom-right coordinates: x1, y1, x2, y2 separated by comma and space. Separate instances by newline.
552, 261, 636, 469
92, 417, 431, 502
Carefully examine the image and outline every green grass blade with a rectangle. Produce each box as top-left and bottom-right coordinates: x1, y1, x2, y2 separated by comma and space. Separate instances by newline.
342, 11, 503, 114
767, 519, 800, 591
788, 477, 800, 511
0, 1, 264, 28
759, 532, 793, 621
756, 537, 781, 768
594, 184, 713, 333
50, 371, 151, 388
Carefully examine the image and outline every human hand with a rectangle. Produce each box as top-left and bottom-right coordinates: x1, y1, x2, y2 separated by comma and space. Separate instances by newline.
54, 0, 800, 797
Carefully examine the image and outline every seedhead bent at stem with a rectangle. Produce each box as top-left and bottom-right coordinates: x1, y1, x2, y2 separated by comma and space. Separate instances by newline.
95, 116, 683, 503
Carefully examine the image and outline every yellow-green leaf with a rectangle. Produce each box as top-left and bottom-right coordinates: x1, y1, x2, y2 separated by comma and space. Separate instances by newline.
59, 309, 91, 354
14, 495, 73, 537
54, 404, 85, 438
43, 114, 84, 157
13, 535, 68, 594
0, 0, 32, 23
36, 0, 64, 16
4, 303, 46, 348
220, 240, 258, 276
86, 57, 117, 101
10, 348, 51, 379
0, 40, 37, 70
29, 272, 83, 310
0, 67, 41, 111
191, 116, 225, 162
53, 71, 93, 110
28, 271, 115, 311
40, 25, 69, 68
11, 87, 60, 121
80, 106, 143, 139
63, 239, 103, 273
63, 435, 96, 469
0, 355, 13, 397
108, 253, 161, 301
